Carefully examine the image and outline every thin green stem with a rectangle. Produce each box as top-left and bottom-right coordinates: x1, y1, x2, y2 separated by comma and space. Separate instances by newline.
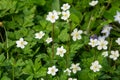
68, 22, 71, 55
52, 23, 54, 59
87, 16, 93, 34
66, 21, 72, 67
12, 65, 14, 80
94, 49, 97, 60
0, 32, 4, 42
106, 0, 111, 9
3, 26, 9, 59
109, 38, 112, 51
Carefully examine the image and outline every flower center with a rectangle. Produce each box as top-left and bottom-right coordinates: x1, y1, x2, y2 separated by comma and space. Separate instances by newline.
100, 42, 104, 47
75, 33, 79, 37
20, 41, 24, 45
64, 13, 67, 17
113, 53, 118, 57
38, 34, 42, 37
64, 6, 67, 9
59, 50, 63, 54
73, 67, 78, 71
93, 65, 98, 69
51, 15, 55, 19
92, 41, 95, 45
51, 68, 55, 73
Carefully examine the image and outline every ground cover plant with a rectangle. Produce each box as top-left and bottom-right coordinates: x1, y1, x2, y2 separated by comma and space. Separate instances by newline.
0, 0, 120, 80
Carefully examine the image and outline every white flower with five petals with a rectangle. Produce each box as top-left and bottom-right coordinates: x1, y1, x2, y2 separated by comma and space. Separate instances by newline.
61, 3, 70, 11
97, 38, 108, 50
70, 63, 81, 74
116, 38, 120, 45
71, 28, 83, 41
46, 37, 52, 44
16, 38, 28, 49
109, 50, 119, 60
88, 39, 98, 47
47, 65, 58, 76
56, 46, 66, 57
90, 60, 102, 72
35, 31, 45, 39
46, 10, 59, 23
61, 10, 70, 21
114, 11, 120, 24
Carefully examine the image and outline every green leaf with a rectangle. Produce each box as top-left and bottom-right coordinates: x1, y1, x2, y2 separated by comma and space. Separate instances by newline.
1, 76, 11, 80
59, 73, 67, 80
34, 57, 41, 72
22, 60, 33, 75
33, 0, 46, 6
52, 0, 60, 11
62, 0, 73, 3
70, 13, 80, 24
70, 7, 82, 24
99, 74, 111, 79
22, 65, 33, 75
34, 67, 47, 78
58, 29, 69, 42
23, 6, 36, 27
16, 59, 25, 67
40, 20, 47, 29
78, 70, 92, 80
0, 54, 5, 65
26, 75, 33, 80
70, 42, 84, 54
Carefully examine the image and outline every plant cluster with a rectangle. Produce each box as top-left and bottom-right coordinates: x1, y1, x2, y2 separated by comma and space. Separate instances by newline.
0, 0, 120, 80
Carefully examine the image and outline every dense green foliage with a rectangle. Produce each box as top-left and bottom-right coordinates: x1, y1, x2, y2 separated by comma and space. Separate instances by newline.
0, 0, 120, 80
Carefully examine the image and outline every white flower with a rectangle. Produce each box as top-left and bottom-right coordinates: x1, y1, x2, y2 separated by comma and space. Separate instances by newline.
71, 28, 83, 41
46, 37, 52, 44
68, 78, 77, 80
16, 38, 28, 49
56, 46, 66, 57
70, 63, 81, 74
116, 38, 120, 45
35, 31, 45, 39
46, 10, 59, 23
61, 3, 70, 11
98, 36, 106, 40
90, 60, 102, 72
102, 51, 108, 57
89, 0, 98, 6
47, 65, 58, 76
114, 11, 120, 24
53, 10, 61, 15
109, 50, 119, 60
88, 39, 98, 47
101, 25, 112, 34
83, 31, 87, 35
64, 68, 71, 76
101, 25, 112, 38
61, 10, 70, 20
41, 78, 44, 80
97, 38, 108, 50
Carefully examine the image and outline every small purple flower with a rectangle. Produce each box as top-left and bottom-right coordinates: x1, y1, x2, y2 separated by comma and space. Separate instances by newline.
90, 34, 98, 40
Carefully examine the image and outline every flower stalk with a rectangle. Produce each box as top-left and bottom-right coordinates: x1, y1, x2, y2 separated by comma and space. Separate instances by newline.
0, 32, 4, 42
52, 23, 55, 59
3, 25, 9, 59
67, 21, 72, 67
